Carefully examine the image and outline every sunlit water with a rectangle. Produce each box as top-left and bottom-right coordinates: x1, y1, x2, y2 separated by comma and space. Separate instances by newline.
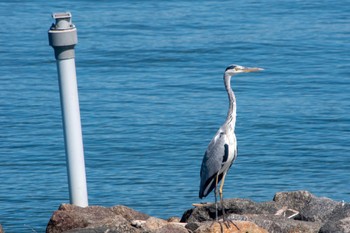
0, 1, 349, 232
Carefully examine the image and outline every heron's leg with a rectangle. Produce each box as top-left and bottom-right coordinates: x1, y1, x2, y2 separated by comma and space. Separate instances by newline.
214, 174, 226, 233
219, 172, 240, 231
219, 172, 227, 221
214, 173, 219, 221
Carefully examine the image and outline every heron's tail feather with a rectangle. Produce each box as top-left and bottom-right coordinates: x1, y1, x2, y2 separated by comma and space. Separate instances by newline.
199, 173, 223, 199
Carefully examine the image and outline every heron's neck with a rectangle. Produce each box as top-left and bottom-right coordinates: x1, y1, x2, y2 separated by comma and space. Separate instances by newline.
223, 74, 236, 130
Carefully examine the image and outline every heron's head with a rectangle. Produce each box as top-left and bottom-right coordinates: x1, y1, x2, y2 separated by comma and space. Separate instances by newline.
224, 64, 263, 76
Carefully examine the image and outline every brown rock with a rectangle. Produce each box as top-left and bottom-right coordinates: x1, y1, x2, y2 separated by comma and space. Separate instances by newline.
46, 204, 138, 233
194, 221, 268, 233
167, 216, 181, 222
156, 223, 189, 233
143, 217, 168, 231
46, 206, 88, 233
0, 224, 4, 233
228, 214, 321, 233
129, 217, 188, 233
110, 205, 150, 221
63, 222, 140, 233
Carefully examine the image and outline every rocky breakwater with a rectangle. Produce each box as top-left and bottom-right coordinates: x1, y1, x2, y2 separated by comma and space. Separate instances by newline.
46, 191, 350, 233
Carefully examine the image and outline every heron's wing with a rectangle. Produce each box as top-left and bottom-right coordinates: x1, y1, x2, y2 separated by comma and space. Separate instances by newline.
199, 130, 230, 198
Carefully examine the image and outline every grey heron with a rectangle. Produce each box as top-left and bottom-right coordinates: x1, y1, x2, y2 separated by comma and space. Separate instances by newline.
199, 64, 263, 220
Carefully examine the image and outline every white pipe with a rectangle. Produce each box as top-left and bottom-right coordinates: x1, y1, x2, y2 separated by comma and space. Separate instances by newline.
49, 12, 88, 207
57, 58, 88, 207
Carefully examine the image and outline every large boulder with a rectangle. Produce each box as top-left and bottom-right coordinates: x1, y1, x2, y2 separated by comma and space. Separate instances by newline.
46, 204, 146, 233
319, 203, 350, 233
273, 191, 340, 222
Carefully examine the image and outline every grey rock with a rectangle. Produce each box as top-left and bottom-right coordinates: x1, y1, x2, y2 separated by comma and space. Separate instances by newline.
319, 217, 350, 233
181, 198, 280, 222
299, 197, 339, 222
274, 190, 339, 222
273, 190, 314, 211
185, 222, 201, 232
319, 204, 350, 233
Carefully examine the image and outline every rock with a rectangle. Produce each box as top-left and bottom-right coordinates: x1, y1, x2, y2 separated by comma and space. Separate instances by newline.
319, 203, 350, 233
0, 224, 3, 233
194, 221, 268, 233
46, 205, 88, 233
156, 223, 189, 233
273, 190, 339, 222
228, 214, 321, 233
167, 216, 181, 222
63, 224, 139, 233
319, 217, 350, 233
130, 218, 188, 233
185, 222, 202, 232
110, 205, 150, 221
46, 204, 139, 233
273, 190, 314, 211
182, 198, 280, 222
142, 217, 168, 231
300, 197, 339, 222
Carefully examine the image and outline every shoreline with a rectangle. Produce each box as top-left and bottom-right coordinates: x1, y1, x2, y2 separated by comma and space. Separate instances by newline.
41, 190, 349, 233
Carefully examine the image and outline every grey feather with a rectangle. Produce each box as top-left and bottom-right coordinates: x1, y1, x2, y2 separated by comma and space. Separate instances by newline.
199, 129, 235, 198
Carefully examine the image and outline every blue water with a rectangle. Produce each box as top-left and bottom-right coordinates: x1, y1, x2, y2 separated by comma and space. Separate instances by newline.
0, 1, 349, 232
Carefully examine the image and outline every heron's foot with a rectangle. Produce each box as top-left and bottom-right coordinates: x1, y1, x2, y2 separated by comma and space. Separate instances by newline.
220, 203, 238, 229
223, 219, 240, 231
210, 220, 225, 233
219, 221, 224, 233
211, 220, 239, 233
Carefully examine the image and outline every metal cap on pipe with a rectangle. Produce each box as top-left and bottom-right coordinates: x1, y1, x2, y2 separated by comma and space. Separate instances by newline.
48, 12, 78, 60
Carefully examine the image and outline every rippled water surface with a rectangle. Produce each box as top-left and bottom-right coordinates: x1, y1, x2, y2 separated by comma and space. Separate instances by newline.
0, 1, 349, 232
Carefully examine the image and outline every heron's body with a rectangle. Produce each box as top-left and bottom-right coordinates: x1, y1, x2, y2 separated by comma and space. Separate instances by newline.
199, 71, 237, 198
198, 64, 263, 219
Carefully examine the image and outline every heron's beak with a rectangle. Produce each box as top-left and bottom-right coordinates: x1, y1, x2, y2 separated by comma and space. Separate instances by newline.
242, 67, 264, 72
